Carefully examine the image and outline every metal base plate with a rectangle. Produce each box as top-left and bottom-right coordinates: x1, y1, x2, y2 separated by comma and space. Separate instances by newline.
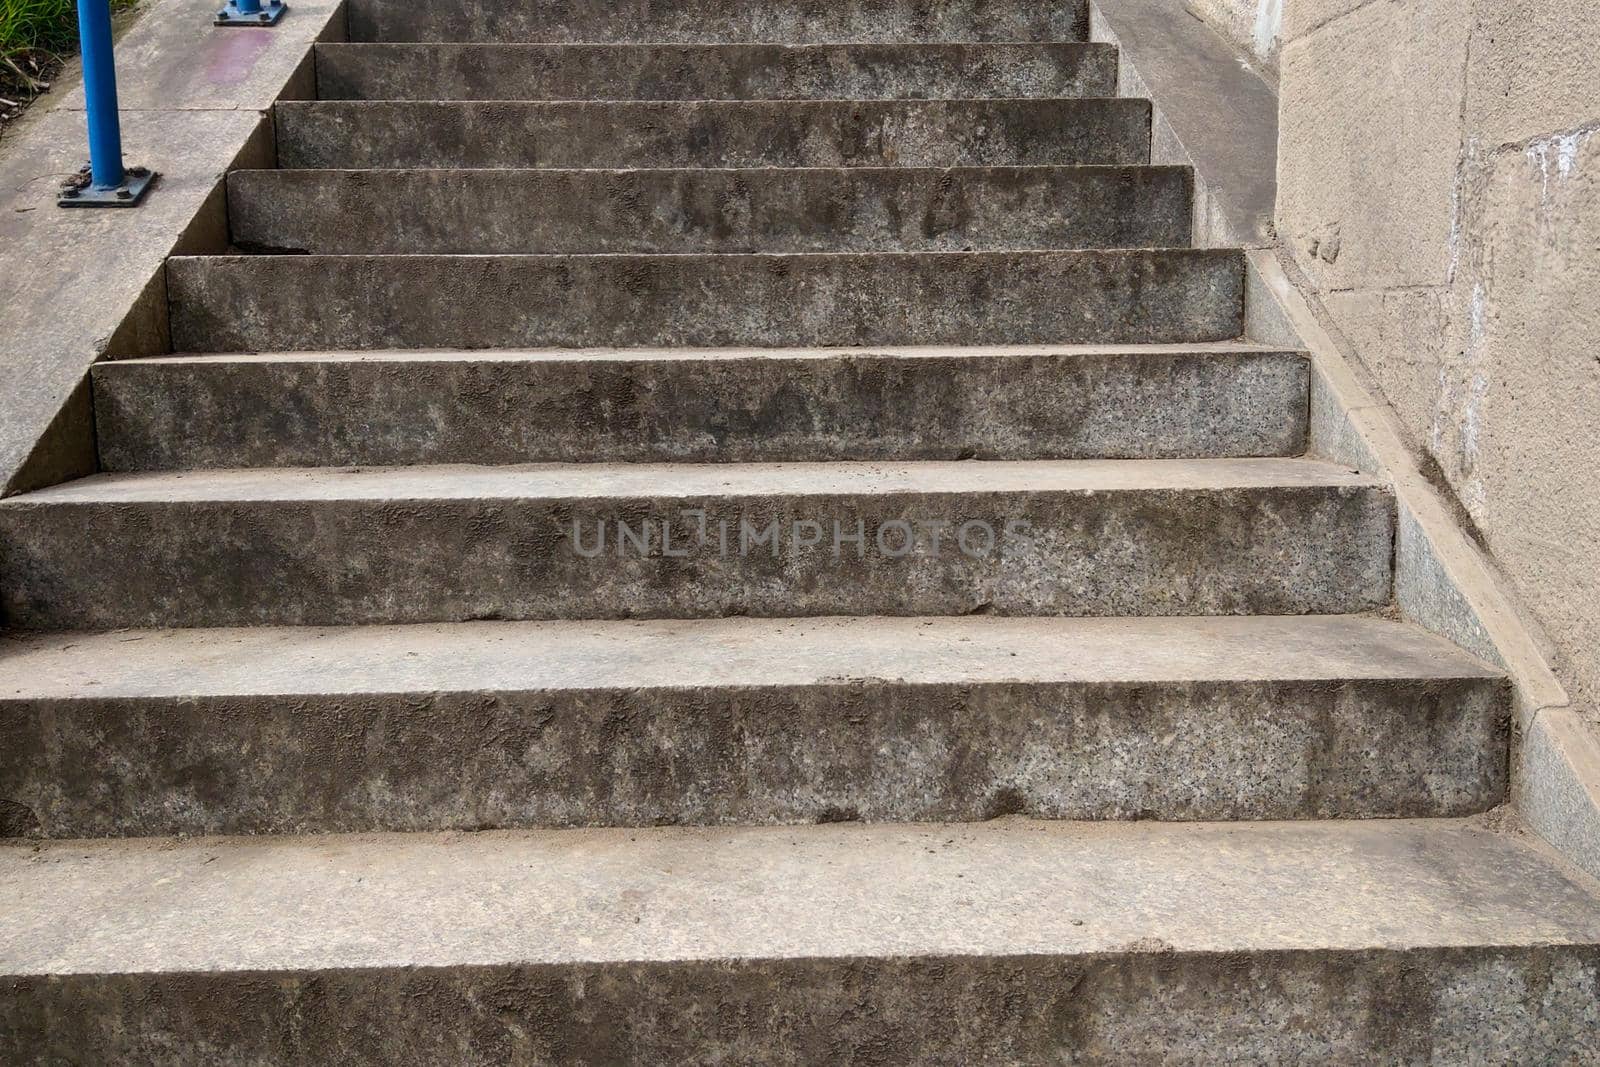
58, 169, 158, 208
214, 0, 287, 25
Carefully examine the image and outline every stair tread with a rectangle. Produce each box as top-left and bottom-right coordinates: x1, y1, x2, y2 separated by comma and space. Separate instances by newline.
272, 98, 1151, 169
0, 457, 1379, 505
164, 249, 1242, 350
3, 818, 1596, 977
114, 341, 1304, 366
313, 42, 1121, 101
316, 41, 1113, 53
230, 163, 1186, 172
0, 614, 1498, 699
223, 164, 1196, 254
175, 248, 1227, 262
344, 0, 1090, 45
228, 164, 1191, 175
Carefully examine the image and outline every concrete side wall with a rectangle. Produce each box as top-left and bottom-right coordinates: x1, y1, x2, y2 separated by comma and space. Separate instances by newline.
1277, 0, 1600, 732
0, 0, 343, 497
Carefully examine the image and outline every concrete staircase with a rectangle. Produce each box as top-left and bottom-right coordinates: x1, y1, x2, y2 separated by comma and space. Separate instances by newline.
1, 0, 1597, 1059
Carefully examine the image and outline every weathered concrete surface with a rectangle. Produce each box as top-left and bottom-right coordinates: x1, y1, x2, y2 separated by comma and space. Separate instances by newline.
1090, 0, 1278, 246
165, 251, 1245, 351
315, 42, 1120, 101
274, 99, 1154, 170
3, 819, 1599, 1063
1277, 1, 1600, 741
0, 0, 342, 497
346, 0, 1090, 44
226, 166, 1195, 254
1519, 708, 1600, 881
56, 0, 338, 110
1249, 249, 1600, 882
0, 615, 1506, 836
1277, 1, 1468, 291
0, 111, 262, 495
0, 459, 1393, 628
1181, 0, 1281, 69
1278, 0, 1373, 43
93, 344, 1305, 469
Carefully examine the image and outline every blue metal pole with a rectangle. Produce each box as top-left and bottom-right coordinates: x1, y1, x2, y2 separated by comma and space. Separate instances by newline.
76, 0, 124, 189
231, 0, 262, 14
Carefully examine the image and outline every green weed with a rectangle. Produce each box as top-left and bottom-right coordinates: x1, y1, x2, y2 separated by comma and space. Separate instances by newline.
1, 0, 137, 101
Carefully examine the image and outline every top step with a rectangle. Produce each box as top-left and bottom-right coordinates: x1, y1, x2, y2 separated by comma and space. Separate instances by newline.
347, 0, 1090, 44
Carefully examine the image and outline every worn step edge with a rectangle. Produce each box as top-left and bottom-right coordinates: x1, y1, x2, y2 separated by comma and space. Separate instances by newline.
0, 458, 1394, 628
0, 457, 1380, 504
224, 165, 1195, 255
2, 820, 1598, 1061
91, 342, 1307, 470
105, 341, 1305, 366
0, 615, 1507, 835
0, 615, 1499, 697
164, 249, 1246, 351
344, 0, 1092, 45
313, 42, 1121, 101
272, 98, 1153, 170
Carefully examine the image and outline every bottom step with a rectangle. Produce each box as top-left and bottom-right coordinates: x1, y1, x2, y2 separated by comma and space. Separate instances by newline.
2, 818, 1598, 1063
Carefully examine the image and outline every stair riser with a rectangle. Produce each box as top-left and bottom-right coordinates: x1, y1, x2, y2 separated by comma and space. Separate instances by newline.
5, 948, 1596, 1063
273, 100, 1152, 170
0, 485, 1393, 628
94, 350, 1306, 470
227, 167, 1193, 255
314, 43, 1119, 101
166, 252, 1244, 352
0, 678, 1506, 838
346, 0, 1090, 44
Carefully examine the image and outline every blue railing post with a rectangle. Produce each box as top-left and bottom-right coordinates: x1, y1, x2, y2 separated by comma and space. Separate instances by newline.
215, 0, 287, 27
78, 0, 122, 188
57, 0, 155, 207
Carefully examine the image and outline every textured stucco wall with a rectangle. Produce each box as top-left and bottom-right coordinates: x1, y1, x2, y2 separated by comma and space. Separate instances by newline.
1278, 0, 1600, 726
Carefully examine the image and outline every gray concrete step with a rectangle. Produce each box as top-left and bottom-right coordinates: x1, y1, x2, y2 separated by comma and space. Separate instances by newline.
92, 344, 1306, 471
346, 0, 1089, 44
4, 818, 1598, 1061
226, 166, 1194, 255
0, 458, 1393, 629
0, 615, 1505, 837
272, 99, 1151, 170
166, 250, 1243, 352
314, 42, 1120, 101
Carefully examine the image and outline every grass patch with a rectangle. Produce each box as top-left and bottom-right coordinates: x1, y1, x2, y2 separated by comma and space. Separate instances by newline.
2, 0, 77, 96
1, 0, 137, 106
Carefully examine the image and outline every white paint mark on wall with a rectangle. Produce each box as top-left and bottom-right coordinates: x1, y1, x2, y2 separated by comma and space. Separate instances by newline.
1526, 126, 1597, 203
1468, 281, 1488, 349
1253, 0, 1282, 57
1431, 366, 1455, 455
1445, 138, 1483, 285
1432, 282, 1491, 523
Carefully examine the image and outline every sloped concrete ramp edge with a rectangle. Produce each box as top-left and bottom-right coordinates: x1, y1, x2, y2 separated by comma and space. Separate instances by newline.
0, 0, 344, 497
1246, 249, 1600, 882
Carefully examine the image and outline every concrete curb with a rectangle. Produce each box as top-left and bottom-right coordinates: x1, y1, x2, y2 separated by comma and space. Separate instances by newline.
0, 0, 343, 496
